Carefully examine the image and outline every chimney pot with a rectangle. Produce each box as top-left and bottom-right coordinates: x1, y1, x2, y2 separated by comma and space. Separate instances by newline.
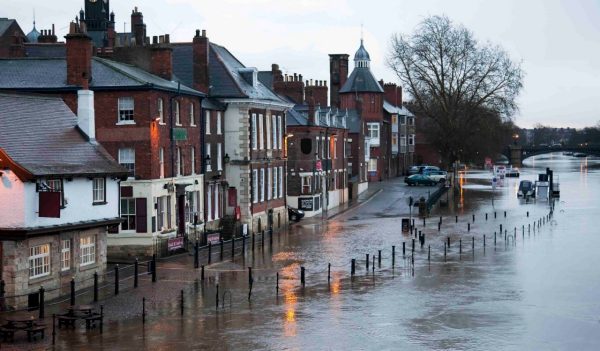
195, 29, 200, 37
159, 35, 164, 44
202, 29, 206, 37
153, 36, 158, 44
165, 34, 170, 43
299, 74, 303, 83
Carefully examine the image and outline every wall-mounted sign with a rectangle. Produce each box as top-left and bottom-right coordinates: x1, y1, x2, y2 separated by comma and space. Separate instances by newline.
171, 128, 188, 141
299, 197, 313, 211
167, 236, 184, 251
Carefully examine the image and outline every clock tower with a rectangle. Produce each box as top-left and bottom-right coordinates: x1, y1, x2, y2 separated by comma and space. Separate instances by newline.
84, 0, 110, 32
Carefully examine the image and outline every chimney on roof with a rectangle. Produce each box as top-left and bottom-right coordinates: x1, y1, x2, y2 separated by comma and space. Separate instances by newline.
271, 63, 283, 87
307, 96, 316, 126
65, 21, 92, 89
383, 82, 402, 107
193, 29, 210, 93
329, 54, 349, 108
77, 89, 96, 142
150, 34, 173, 80
305, 79, 328, 107
131, 7, 146, 46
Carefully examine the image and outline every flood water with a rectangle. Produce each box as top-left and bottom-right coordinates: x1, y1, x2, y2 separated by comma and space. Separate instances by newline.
61, 153, 600, 350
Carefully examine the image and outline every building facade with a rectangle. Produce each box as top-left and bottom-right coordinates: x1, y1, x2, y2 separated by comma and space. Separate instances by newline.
0, 93, 127, 308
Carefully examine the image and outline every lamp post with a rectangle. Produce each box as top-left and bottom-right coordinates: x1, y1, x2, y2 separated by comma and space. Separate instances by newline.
264, 156, 272, 234
204, 153, 211, 243
513, 133, 520, 146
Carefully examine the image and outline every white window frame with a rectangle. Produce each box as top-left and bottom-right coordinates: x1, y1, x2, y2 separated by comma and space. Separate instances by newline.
400, 115, 406, 125
301, 176, 311, 194
92, 177, 105, 203
409, 134, 415, 145
278, 115, 283, 149
217, 143, 222, 171
191, 147, 196, 175
157, 196, 165, 230
368, 158, 378, 172
251, 113, 257, 150
252, 169, 258, 203
61, 239, 71, 271
205, 111, 211, 134
327, 137, 331, 159
267, 167, 272, 200
273, 167, 278, 199
117, 97, 134, 123
29, 244, 51, 279
214, 185, 220, 220
80, 235, 96, 266
278, 166, 283, 198
159, 148, 165, 178
207, 184, 213, 221
176, 147, 183, 176
260, 168, 265, 202
118, 148, 135, 176
174, 100, 181, 126
266, 114, 271, 149
217, 112, 222, 135
258, 114, 264, 150
205, 143, 212, 171
367, 122, 380, 146
157, 98, 164, 124
272, 115, 277, 150
190, 103, 196, 126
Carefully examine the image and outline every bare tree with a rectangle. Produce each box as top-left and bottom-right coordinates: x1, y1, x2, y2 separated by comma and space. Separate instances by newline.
388, 15, 524, 165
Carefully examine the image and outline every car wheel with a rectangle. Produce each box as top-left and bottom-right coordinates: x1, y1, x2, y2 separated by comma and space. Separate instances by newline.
291, 214, 298, 222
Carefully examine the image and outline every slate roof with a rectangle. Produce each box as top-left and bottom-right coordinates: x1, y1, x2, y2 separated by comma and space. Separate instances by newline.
0, 57, 203, 96
0, 94, 128, 177
257, 71, 273, 89
172, 42, 287, 103
25, 43, 66, 58
202, 97, 226, 110
0, 18, 15, 37
383, 100, 416, 118
339, 67, 384, 94
288, 105, 349, 129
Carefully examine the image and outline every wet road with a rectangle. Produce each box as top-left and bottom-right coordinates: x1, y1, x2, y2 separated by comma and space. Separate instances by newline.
54, 154, 600, 350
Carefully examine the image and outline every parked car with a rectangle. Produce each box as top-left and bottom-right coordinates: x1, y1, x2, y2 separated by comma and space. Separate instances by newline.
408, 165, 441, 175
423, 170, 448, 183
288, 207, 305, 222
408, 166, 421, 175
405, 174, 437, 186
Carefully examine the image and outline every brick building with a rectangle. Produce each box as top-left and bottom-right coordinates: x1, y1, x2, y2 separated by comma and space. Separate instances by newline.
172, 30, 292, 236
382, 83, 416, 176
0, 20, 206, 259
0, 93, 127, 308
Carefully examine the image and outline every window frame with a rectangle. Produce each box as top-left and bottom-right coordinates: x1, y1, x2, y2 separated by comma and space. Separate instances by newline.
189, 102, 196, 127
92, 177, 106, 204
191, 147, 196, 175
159, 147, 165, 178
117, 97, 135, 124
80, 235, 96, 267
252, 169, 258, 203
157, 98, 164, 124
251, 113, 257, 150
205, 110, 211, 134
217, 143, 222, 171
60, 239, 71, 272
174, 100, 181, 126
118, 148, 135, 177
217, 112, 222, 135
29, 244, 51, 279
120, 197, 136, 231
205, 143, 212, 172
260, 168, 265, 202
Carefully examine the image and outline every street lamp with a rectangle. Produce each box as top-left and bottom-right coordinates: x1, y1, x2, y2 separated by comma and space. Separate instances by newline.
513, 133, 520, 145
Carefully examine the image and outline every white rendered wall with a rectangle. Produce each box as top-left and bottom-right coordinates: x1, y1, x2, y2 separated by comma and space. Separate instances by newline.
0, 170, 26, 227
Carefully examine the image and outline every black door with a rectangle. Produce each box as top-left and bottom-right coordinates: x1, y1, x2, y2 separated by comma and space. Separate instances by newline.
177, 194, 185, 235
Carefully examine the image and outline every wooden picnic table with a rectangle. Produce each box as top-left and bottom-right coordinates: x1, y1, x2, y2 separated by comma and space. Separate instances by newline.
68, 305, 94, 315
4, 312, 36, 329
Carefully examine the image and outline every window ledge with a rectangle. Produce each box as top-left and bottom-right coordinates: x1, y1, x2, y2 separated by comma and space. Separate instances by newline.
190, 124, 197, 127
116, 121, 136, 126
28, 274, 53, 285
175, 123, 183, 127
92, 201, 107, 206
159, 122, 167, 126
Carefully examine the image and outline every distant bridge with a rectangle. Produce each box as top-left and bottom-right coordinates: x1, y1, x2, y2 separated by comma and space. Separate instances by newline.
503, 145, 600, 166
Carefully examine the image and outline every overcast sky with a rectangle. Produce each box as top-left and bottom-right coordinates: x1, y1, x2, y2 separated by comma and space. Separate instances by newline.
5, 0, 600, 128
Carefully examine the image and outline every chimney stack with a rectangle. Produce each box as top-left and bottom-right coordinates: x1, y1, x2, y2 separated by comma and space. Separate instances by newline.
383, 82, 402, 107
329, 54, 349, 108
305, 79, 328, 107
65, 21, 93, 89
193, 29, 210, 93
150, 35, 173, 80
131, 7, 146, 46
307, 97, 316, 126
77, 90, 96, 141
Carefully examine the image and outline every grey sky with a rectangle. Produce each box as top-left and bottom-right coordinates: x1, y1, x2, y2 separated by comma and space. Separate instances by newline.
5, 0, 600, 128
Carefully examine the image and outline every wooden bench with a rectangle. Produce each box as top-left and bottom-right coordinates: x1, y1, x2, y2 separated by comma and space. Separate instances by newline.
0, 327, 16, 342
26, 325, 45, 341
84, 314, 102, 329
57, 315, 78, 329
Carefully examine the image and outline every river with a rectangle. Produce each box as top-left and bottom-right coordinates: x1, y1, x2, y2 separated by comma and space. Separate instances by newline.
61, 153, 600, 350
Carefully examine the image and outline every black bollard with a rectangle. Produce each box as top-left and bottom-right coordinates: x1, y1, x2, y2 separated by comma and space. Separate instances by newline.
366, 254, 370, 270
527, 211, 529, 217
472, 237, 475, 251
421, 233, 425, 248
504, 211, 507, 218
351, 259, 356, 276
248, 267, 253, 288
270, 228, 273, 246
500, 224, 503, 234
412, 238, 415, 253
93, 271, 98, 302
220, 238, 224, 260
472, 214, 475, 222
208, 242, 212, 264
194, 242, 199, 269
402, 242, 406, 257
484, 235, 486, 247
134, 259, 139, 288
428, 245, 431, 261
455, 216, 458, 223
438, 222, 441, 232
300, 266, 305, 287
447, 236, 450, 248
115, 264, 119, 295
459, 239, 462, 254
372, 255, 375, 272
468, 223, 471, 232
328, 263, 331, 283
142, 297, 146, 324
180, 289, 184, 316
38, 286, 45, 319
378, 250, 382, 268
201, 265, 205, 281
423, 217, 426, 226
440, 216, 443, 224
276, 272, 280, 293
231, 237, 235, 260
486, 213, 488, 220
494, 232, 497, 245
52, 314, 56, 345
252, 233, 255, 252
444, 243, 447, 261
261, 230, 265, 249
152, 254, 157, 282
216, 284, 219, 310
392, 246, 396, 266
494, 211, 497, 218
100, 305, 104, 334
70, 278, 75, 306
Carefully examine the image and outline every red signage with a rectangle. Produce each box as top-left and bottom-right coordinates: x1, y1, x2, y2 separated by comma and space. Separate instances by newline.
167, 237, 184, 251
228, 188, 237, 207
316, 160, 322, 171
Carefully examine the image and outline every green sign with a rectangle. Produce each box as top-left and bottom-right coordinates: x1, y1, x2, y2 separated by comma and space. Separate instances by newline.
172, 128, 188, 141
